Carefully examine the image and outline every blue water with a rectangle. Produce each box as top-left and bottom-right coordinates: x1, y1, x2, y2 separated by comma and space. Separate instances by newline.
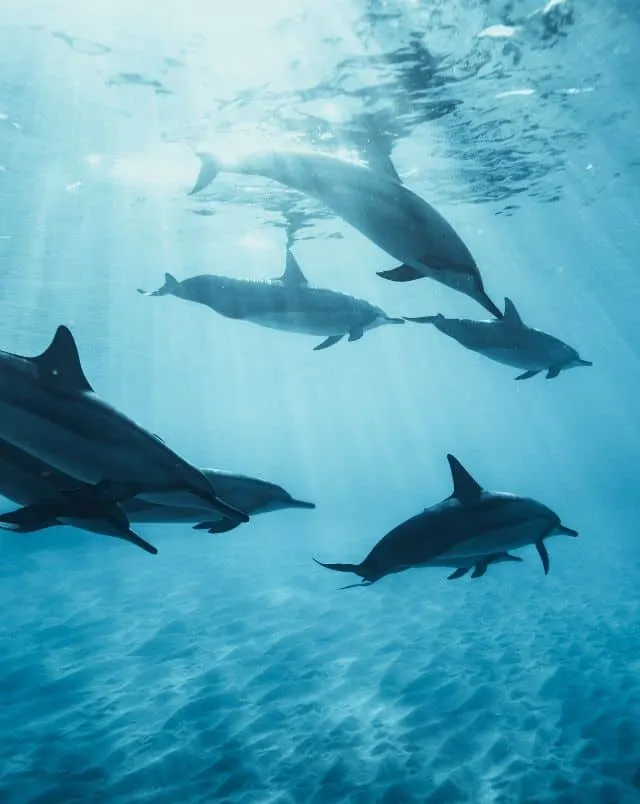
1, 1, 639, 802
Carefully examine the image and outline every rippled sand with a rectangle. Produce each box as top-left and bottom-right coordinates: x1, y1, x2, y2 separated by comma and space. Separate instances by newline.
1, 519, 638, 803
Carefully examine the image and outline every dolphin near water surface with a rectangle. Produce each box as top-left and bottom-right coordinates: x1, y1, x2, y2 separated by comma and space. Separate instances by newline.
188, 148, 503, 318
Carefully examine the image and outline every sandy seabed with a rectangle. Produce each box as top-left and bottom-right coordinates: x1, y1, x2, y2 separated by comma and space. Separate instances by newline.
0, 519, 639, 804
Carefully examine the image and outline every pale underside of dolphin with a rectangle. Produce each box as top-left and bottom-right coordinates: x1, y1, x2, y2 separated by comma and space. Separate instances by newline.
0, 438, 314, 551
314, 453, 577, 587
405, 297, 592, 380
0, 326, 250, 527
187, 148, 503, 319
138, 249, 404, 350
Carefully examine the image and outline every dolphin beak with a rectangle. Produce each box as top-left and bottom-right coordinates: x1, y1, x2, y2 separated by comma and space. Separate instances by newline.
288, 498, 316, 510
577, 359, 593, 367
478, 291, 504, 320
557, 524, 578, 537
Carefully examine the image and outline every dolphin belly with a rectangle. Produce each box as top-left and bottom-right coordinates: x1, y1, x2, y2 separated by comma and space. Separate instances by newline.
436, 517, 553, 558
246, 309, 357, 336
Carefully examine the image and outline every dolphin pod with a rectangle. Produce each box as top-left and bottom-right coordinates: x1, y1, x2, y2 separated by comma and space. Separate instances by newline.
138, 249, 405, 351
0, 437, 314, 551
314, 454, 577, 587
188, 148, 504, 318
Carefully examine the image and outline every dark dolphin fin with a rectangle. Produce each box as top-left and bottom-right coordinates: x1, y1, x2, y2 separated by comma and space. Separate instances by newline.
447, 454, 484, 503
500, 552, 524, 563
137, 273, 180, 297
471, 561, 489, 578
313, 557, 365, 578
377, 264, 425, 282
120, 529, 158, 554
515, 370, 540, 381
363, 150, 401, 183
188, 152, 221, 195
348, 327, 364, 342
274, 250, 308, 285
31, 326, 94, 393
447, 567, 469, 580
193, 518, 242, 534
314, 334, 343, 351
546, 367, 561, 379
535, 540, 550, 574
503, 297, 524, 327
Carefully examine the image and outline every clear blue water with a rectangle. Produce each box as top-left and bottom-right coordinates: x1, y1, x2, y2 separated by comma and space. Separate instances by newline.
1, 1, 639, 802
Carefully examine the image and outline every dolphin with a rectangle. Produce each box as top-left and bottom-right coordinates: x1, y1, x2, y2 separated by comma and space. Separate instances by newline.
405, 297, 592, 379
0, 437, 313, 541
0, 326, 250, 523
188, 149, 502, 319
314, 454, 577, 587
137, 250, 405, 350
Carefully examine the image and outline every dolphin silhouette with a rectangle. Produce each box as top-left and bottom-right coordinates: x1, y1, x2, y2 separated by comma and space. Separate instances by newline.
188, 149, 502, 318
406, 297, 592, 380
138, 249, 405, 350
0, 327, 249, 523
314, 454, 577, 587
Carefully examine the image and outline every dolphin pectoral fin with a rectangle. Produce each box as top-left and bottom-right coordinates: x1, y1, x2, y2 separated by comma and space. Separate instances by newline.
471, 561, 489, 578
502, 552, 523, 563
193, 518, 242, 534
447, 567, 469, 580
31, 326, 94, 393
515, 370, 540, 381
377, 264, 425, 282
314, 335, 343, 351
348, 327, 364, 343
535, 540, 550, 575
546, 366, 561, 379
188, 152, 221, 195
121, 529, 158, 554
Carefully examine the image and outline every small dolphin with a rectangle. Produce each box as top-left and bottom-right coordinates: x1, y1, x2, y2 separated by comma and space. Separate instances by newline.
0, 326, 249, 522
138, 250, 404, 350
123, 469, 315, 532
314, 454, 577, 587
431, 551, 523, 581
188, 149, 502, 318
405, 297, 592, 380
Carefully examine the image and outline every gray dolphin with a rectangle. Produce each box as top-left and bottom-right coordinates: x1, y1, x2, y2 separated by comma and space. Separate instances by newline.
138, 250, 404, 350
406, 297, 592, 380
0, 437, 313, 546
314, 454, 577, 587
188, 149, 502, 319
0, 326, 249, 523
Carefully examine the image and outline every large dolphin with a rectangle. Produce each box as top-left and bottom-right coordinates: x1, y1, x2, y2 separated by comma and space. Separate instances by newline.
314, 454, 577, 587
138, 250, 404, 350
406, 297, 592, 380
0, 326, 249, 523
0, 437, 314, 544
188, 148, 502, 318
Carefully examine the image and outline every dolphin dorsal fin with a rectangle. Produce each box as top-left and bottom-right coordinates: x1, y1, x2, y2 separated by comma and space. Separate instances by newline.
503, 298, 524, 327
31, 326, 94, 393
447, 454, 483, 503
275, 250, 308, 285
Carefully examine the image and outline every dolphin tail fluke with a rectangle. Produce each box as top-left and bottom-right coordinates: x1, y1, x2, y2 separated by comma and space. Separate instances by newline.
377, 264, 425, 282
136, 273, 179, 297
189, 152, 221, 195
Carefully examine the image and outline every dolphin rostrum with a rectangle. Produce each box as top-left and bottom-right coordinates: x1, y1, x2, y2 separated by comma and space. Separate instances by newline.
0, 326, 249, 524
405, 297, 592, 380
314, 454, 577, 587
188, 149, 502, 318
138, 249, 405, 350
